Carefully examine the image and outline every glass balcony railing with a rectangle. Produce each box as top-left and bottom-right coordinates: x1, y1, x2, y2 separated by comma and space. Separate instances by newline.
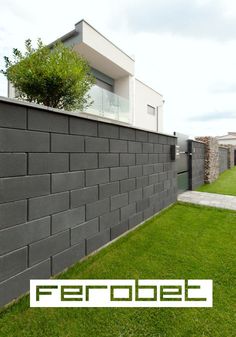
84, 85, 130, 124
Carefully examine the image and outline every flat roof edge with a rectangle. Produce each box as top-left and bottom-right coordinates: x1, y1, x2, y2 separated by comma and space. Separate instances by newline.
135, 78, 163, 97
48, 29, 78, 48
75, 19, 135, 62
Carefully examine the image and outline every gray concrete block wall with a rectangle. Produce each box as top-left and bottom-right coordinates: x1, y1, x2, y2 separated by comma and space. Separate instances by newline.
219, 147, 229, 173
0, 99, 177, 307
189, 140, 205, 190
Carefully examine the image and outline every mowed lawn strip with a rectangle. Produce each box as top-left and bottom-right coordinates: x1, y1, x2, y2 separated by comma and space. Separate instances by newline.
197, 166, 236, 196
0, 203, 235, 337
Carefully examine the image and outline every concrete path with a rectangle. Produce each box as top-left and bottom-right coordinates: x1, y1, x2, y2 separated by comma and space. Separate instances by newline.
178, 191, 236, 211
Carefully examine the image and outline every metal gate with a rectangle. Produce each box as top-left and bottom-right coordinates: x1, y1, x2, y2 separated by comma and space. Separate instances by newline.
174, 132, 191, 193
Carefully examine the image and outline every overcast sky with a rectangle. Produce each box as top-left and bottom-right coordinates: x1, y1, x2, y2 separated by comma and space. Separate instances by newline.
1, 0, 236, 136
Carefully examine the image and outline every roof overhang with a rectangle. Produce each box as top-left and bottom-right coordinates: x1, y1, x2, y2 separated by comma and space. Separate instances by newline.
51, 20, 135, 79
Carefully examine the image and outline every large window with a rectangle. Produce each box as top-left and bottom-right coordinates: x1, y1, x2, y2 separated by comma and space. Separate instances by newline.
147, 104, 155, 115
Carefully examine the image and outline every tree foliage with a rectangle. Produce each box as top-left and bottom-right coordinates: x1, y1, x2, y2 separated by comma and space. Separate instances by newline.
1, 39, 95, 110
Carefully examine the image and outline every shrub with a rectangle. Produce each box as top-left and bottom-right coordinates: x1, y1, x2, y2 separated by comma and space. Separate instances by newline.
1, 39, 95, 110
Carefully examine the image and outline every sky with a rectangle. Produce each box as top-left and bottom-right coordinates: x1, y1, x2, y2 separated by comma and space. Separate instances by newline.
1, 0, 236, 136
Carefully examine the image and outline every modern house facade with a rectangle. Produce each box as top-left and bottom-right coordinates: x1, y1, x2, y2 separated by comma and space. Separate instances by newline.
217, 132, 236, 145
8, 20, 164, 133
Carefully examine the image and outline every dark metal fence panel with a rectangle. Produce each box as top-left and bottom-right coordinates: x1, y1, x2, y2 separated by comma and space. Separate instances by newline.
189, 140, 205, 190
219, 147, 228, 173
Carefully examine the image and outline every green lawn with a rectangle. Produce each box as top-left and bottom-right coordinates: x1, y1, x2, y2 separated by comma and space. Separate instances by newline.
0, 203, 235, 337
197, 166, 236, 196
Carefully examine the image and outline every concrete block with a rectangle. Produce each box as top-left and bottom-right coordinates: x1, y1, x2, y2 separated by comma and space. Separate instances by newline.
143, 185, 154, 198
0, 102, 26, 129
149, 173, 159, 185
0, 217, 50, 255
154, 182, 164, 193
119, 127, 135, 140
135, 130, 148, 142
137, 198, 149, 212
99, 181, 119, 199
136, 176, 149, 188
154, 144, 163, 153
98, 123, 119, 138
149, 154, 159, 164
0, 154, 26, 177
52, 171, 84, 193
29, 230, 70, 266
159, 172, 168, 182
0, 200, 27, 230
99, 153, 119, 168
70, 153, 98, 171
85, 137, 109, 152
143, 143, 154, 153
86, 168, 109, 186
136, 154, 148, 164
0, 175, 50, 203
29, 192, 69, 220
28, 108, 68, 133
128, 141, 142, 153
86, 229, 110, 255
120, 203, 136, 221
129, 212, 143, 229
29, 153, 69, 174
143, 205, 155, 219
52, 206, 85, 234
111, 220, 128, 240
0, 259, 51, 307
100, 209, 120, 230
0, 128, 49, 152
70, 117, 97, 136
129, 165, 142, 178
153, 163, 164, 173
110, 139, 127, 152
110, 167, 128, 181
86, 198, 110, 220
120, 178, 136, 193
71, 218, 99, 244
0, 247, 27, 282
148, 133, 159, 143
52, 241, 86, 275
120, 153, 135, 166
51, 133, 84, 152
71, 186, 98, 208
111, 193, 128, 210
163, 144, 170, 153
143, 164, 154, 176
129, 188, 143, 203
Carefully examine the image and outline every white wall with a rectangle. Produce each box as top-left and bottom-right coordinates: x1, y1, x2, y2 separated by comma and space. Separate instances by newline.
218, 139, 236, 145
8, 82, 18, 99
76, 21, 135, 77
134, 79, 164, 132
114, 75, 135, 124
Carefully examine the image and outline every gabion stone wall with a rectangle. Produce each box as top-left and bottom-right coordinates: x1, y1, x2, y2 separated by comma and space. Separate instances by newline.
189, 140, 205, 189
219, 147, 229, 173
0, 98, 177, 307
195, 137, 219, 183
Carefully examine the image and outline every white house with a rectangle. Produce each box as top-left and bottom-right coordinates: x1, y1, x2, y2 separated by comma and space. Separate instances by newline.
8, 20, 164, 133
217, 132, 236, 145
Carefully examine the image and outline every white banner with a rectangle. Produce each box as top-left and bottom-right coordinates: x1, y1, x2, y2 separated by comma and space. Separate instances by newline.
30, 279, 213, 308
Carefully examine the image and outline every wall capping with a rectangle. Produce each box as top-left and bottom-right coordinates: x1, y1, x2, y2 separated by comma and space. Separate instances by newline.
0, 96, 176, 138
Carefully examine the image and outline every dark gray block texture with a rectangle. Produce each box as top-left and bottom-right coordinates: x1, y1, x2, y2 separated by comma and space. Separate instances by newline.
0, 99, 177, 307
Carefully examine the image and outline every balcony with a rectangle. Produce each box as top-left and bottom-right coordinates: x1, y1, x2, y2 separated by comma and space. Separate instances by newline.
84, 85, 130, 124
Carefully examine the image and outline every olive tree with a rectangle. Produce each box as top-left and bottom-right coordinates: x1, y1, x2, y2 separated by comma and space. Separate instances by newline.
1, 39, 95, 110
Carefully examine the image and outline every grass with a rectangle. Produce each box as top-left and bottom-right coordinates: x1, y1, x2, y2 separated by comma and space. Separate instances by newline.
197, 166, 236, 196
0, 203, 236, 337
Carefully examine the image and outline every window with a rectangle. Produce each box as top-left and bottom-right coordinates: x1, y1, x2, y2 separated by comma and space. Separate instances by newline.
147, 104, 155, 115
